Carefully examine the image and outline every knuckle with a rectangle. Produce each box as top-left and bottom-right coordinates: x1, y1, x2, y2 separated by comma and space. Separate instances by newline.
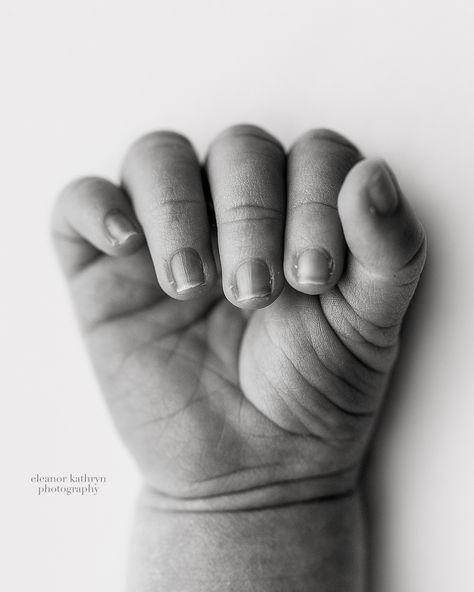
210, 124, 283, 153
124, 130, 193, 167
52, 176, 111, 234
292, 128, 360, 154
63, 175, 106, 193
57, 176, 107, 207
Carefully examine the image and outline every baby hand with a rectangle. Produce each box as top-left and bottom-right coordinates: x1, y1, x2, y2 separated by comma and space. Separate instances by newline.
52, 126, 426, 511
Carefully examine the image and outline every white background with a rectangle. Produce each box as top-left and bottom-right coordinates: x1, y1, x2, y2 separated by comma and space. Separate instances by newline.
2, 1, 474, 590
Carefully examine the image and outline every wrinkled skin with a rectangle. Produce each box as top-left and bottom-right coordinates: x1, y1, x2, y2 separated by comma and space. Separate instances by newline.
54, 126, 425, 510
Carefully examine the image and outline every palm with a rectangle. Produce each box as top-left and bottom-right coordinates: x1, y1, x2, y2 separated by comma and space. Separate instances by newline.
55, 128, 425, 514
77, 246, 385, 503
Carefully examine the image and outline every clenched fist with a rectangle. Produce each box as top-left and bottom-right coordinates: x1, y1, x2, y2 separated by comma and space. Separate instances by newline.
52, 125, 426, 590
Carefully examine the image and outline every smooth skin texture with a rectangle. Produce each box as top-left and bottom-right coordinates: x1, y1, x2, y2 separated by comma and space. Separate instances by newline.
52, 125, 426, 589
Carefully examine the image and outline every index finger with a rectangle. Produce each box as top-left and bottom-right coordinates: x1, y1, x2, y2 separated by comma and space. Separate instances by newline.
121, 131, 217, 299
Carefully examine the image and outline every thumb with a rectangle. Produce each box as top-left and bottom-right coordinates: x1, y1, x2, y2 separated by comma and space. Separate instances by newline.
336, 158, 427, 328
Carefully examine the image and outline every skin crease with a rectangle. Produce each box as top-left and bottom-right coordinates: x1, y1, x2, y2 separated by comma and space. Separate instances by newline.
52, 126, 426, 591
52, 126, 426, 513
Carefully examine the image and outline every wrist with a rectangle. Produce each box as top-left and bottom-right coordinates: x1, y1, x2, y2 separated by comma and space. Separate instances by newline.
127, 487, 366, 592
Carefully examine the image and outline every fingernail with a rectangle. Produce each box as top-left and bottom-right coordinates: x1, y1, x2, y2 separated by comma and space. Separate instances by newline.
104, 210, 140, 245
235, 259, 272, 302
367, 161, 399, 216
170, 248, 205, 293
296, 248, 333, 285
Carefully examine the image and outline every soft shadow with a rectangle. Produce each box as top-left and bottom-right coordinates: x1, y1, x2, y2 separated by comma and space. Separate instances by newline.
362, 229, 435, 592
